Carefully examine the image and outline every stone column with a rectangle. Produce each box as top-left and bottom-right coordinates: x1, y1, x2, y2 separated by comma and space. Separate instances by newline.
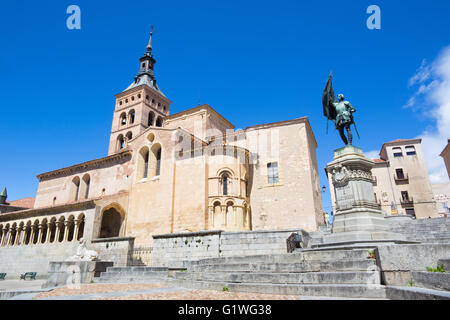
19, 227, 27, 245
14, 227, 21, 245
38, 224, 44, 244
45, 222, 52, 243
55, 222, 62, 243
0, 228, 4, 246
3, 230, 10, 246
73, 220, 80, 242
29, 226, 36, 245
63, 221, 71, 242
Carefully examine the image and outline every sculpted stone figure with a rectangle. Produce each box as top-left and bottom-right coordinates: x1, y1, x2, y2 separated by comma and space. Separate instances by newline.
323, 73, 359, 145
66, 238, 98, 261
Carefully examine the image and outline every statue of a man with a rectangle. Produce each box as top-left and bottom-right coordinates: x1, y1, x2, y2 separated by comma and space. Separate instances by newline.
323, 73, 359, 145
331, 94, 356, 145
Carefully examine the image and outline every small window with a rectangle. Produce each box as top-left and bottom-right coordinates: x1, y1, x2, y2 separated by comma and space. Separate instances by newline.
146, 95, 149, 100
131, 96, 135, 101
392, 147, 403, 157
396, 168, 405, 180
222, 174, 229, 196
406, 146, 416, 156
138, 94, 141, 99
125, 99, 128, 103
401, 191, 409, 201
267, 162, 279, 185
119, 101, 122, 105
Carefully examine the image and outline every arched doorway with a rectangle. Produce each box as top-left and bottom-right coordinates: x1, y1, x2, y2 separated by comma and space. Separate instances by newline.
99, 206, 124, 238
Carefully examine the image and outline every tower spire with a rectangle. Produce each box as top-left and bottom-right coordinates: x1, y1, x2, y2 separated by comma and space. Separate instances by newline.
146, 25, 154, 53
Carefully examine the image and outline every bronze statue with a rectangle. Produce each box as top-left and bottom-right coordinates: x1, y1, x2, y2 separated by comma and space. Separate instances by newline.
322, 73, 359, 145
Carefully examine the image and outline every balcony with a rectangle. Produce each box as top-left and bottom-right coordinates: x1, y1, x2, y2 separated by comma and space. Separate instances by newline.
400, 196, 414, 207
394, 173, 409, 184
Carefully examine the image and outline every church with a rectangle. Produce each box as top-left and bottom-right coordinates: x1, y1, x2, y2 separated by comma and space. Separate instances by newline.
0, 30, 323, 274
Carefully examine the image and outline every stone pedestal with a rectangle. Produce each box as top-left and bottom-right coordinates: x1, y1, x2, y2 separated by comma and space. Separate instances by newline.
321, 145, 406, 246
42, 261, 113, 288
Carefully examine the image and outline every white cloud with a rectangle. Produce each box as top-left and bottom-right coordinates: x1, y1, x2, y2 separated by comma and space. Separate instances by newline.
406, 46, 450, 183
364, 150, 380, 159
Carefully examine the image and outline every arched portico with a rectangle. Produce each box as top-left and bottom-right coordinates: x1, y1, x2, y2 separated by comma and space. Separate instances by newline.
99, 203, 126, 238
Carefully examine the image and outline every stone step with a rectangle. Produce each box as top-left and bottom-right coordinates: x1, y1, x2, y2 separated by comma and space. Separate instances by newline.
189, 249, 371, 267
411, 271, 450, 292
173, 271, 381, 285
105, 266, 168, 273
167, 278, 387, 299
100, 271, 169, 278
95, 277, 167, 284
190, 259, 377, 273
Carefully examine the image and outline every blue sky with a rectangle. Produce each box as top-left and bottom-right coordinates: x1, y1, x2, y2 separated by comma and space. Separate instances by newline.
1, 0, 449, 214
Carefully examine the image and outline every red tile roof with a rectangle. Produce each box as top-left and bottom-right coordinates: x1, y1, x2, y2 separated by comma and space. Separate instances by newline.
7, 197, 35, 209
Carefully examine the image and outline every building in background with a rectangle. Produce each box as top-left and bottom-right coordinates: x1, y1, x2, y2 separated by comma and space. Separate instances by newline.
432, 182, 450, 217
327, 139, 439, 219
440, 139, 450, 179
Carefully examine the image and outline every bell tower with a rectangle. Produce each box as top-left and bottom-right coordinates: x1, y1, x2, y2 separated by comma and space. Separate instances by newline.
108, 26, 172, 155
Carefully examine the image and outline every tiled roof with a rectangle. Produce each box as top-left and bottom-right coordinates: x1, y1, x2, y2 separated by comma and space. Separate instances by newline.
7, 197, 35, 209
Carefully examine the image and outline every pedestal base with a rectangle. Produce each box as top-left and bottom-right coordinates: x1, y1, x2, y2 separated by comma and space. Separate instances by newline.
322, 211, 406, 247
323, 145, 408, 248
42, 261, 113, 288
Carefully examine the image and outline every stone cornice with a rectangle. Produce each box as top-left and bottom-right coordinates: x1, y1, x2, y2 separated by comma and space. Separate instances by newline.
36, 151, 132, 181
115, 84, 171, 103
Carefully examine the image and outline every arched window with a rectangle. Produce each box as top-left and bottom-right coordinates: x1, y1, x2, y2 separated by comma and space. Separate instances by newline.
138, 147, 150, 180
81, 174, 91, 199
32, 220, 39, 244
77, 214, 85, 240
126, 131, 133, 142
24, 222, 31, 245
10, 223, 17, 246
49, 218, 56, 243
155, 116, 163, 127
221, 173, 230, 196
120, 113, 127, 126
40, 219, 48, 244
149, 144, 162, 178
71, 177, 80, 201
213, 201, 222, 229
67, 216, 75, 242
58, 217, 65, 242
129, 110, 135, 124
148, 112, 155, 127
117, 135, 125, 150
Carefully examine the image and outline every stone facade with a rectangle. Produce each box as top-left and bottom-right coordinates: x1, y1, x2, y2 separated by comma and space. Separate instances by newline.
431, 182, 450, 217
0, 31, 324, 275
327, 139, 439, 219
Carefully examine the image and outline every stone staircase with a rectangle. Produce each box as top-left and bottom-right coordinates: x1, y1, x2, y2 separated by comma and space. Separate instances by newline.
388, 217, 450, 243
96, 266, 169, 283
168, 248, 387, 299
